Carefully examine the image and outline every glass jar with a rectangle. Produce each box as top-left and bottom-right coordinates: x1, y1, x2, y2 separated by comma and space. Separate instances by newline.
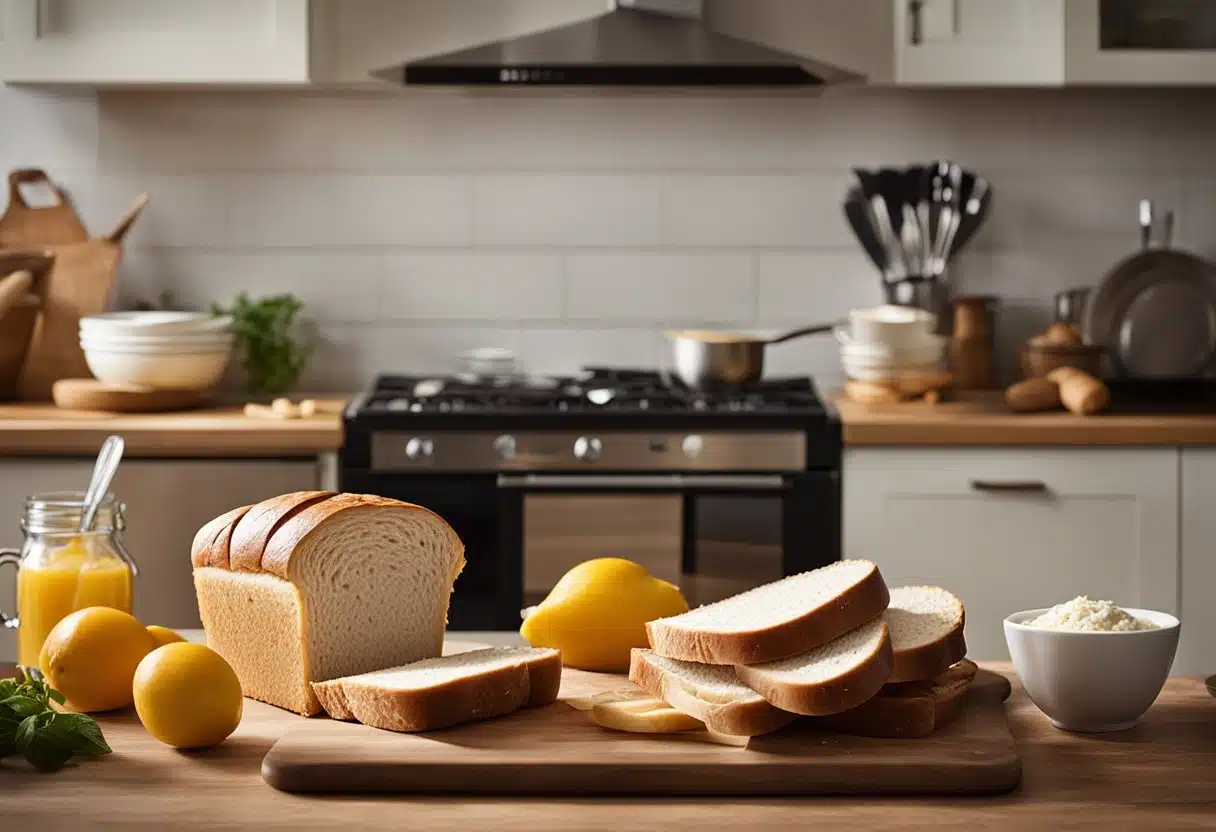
0, 492, 138, 667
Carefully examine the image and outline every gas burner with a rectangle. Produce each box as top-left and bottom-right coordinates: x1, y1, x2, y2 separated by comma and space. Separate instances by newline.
360, 368, 825, 416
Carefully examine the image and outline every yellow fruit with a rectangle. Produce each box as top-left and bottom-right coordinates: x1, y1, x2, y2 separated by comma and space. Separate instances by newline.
146, 625, 186, 648
39, 606, 156, 713
133, 643, 243, 750
521, 558, 688, 672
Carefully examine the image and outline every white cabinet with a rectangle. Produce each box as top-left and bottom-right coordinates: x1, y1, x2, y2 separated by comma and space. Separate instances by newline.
0, 458, 319, 662
1180, 450, 1216, 677
894, 0, 1065, 85
0, 0, 311, 84
844, 448, 1179, 663
1065, 0, 1216, 85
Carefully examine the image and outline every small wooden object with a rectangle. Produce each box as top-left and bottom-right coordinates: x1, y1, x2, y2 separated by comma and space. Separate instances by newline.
1021, 342, 1104, 380
51, 379, 204, 413
845, 371, 953, 407
0, 250, 55, 400
1005, 378, 1062, 413
950, 296, 999, 390
261, 665, 1020, 797
0, 168, 89, 248
0, 269, 33, 318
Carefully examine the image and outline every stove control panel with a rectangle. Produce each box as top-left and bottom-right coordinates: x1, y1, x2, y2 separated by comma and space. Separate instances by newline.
371, 431, 807, 473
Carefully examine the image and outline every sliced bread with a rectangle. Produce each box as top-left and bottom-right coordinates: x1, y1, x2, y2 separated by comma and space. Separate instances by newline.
733, 617, 893, 716
810, 659, 979, 738
192, 493, 465, 716
645, 560, 890, 665
629, 648, 798, 737
885, 585, 967, 683
312, 646, 561, 732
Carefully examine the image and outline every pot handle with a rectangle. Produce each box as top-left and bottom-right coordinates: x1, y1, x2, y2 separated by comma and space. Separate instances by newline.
767, 323, 839, 346
0, 548, 19, 631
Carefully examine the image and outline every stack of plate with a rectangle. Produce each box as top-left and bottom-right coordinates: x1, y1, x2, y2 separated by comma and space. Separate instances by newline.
79, 312, 235, 391
838, 305, 946, 382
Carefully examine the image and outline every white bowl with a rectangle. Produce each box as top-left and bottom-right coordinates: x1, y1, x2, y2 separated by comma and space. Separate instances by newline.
839, 336, 946, 367
81, 331, 234, 350
848, 305, 937, 351
842, 360, 944, 383
83, 345, 232, 390
81, 312, 232, 337
1004, 607, 1180, 733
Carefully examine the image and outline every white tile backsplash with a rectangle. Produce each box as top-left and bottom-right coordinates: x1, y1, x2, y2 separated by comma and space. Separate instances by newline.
1, 85, 1212, 392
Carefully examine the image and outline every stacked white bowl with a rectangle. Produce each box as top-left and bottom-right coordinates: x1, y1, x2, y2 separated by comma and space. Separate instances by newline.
79, 312, 235, 391
837, 305, 946, 382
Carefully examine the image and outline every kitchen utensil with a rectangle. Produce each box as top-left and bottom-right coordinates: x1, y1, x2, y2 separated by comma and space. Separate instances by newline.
886, 278, 951, 333
81, 434, 124, 533
868, 193, 902, 284
1084, 200, 1216, 379
1004, 607, 1179, 732
901, 203, 923, 279
262, 660, 1020, 796
17, 194, 149, 400
0, 270, 33, 319
0, 250, 55, 401
950, 176, 991, 256
1020, 343, 1104, 380
0, 169, 89, 248
665, 324, 835, 388
842, 195, 887, 274
1054, 288, 1092, 326
51, 379, 204, 413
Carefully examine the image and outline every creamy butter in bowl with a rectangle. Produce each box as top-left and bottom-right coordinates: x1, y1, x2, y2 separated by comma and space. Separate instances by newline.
1004, 600, 1179, 733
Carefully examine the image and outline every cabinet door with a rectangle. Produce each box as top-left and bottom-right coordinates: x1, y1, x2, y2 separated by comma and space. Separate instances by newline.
1065, 0, 1216, 85
894, 0, 1065, 85
0, 0, 310, 84
844, 448, 1179, 662
1180, 450, 1216, 677
0, 458, 319, 662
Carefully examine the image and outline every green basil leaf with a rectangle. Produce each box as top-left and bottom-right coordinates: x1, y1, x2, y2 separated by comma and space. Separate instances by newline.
0, 679, 17, 698
45, 712, 111, 757
46, 686, 66, 706
22, 734, 76, 773
17, 665, 46, 685
1, 695, 47, 718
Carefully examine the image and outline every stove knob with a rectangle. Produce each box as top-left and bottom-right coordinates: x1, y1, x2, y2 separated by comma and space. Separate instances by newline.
493, 434, 517, 461
573, 436, 602, 462
682, 434, 704, 458
405, 437, 434, 461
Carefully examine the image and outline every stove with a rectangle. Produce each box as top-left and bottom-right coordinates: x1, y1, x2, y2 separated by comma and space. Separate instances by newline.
342, 368, 841, 630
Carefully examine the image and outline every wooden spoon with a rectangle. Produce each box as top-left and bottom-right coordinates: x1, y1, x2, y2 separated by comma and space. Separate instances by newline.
0, 270, 33, 318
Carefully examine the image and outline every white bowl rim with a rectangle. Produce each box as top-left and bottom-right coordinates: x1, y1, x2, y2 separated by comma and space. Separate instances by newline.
82, 346, 232, 356
1004, 607, 1180, 633
850, 305, 936, 325
81, 334, 234, 343
82, 311, 226, 324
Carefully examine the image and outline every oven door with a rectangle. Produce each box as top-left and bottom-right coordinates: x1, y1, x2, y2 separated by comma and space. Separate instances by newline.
499, 473, 790, 609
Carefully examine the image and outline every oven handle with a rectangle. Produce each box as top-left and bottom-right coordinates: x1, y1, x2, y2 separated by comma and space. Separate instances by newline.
496, 474, 787, 491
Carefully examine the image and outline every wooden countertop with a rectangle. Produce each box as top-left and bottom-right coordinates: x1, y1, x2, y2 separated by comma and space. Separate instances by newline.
836, 392, 1216, 446
0, 400, 345, 457
2, 655, 1213, 831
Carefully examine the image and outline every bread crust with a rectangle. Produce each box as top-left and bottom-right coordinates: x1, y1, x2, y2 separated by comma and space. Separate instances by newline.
628, 649, 797, 737
811, 659, 978, 738
646, 561, 891, 666
190, 504, 252, 568
733, 621, 895, 717
311, 649, 560, 732
261, 492, 466, 580
889, 629, 968, 684
228, 491, 335, 572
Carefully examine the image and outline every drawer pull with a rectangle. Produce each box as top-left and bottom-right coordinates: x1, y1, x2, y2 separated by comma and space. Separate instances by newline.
970, 480, 1048, 494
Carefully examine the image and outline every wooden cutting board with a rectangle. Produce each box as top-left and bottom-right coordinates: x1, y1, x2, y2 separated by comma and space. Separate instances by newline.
262, 665, 1021, 797
51, 379, 205, 412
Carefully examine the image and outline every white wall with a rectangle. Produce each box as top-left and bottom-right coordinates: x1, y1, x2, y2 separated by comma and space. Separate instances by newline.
2, 85, 1214, 390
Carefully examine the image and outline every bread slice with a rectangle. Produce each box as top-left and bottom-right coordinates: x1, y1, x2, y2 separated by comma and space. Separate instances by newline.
811, 659, 979, 738
733, 617, 893, 716
885, 585, 967, 683
312, 647, 560, 732
629, 648, 798, 737
189, 504, 253, 569
645, 560, 890, 665
193, 493, 465, 716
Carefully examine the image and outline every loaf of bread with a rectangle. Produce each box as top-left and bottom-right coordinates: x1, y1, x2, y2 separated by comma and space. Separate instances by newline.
192, 492, 465, 715
1005, 378, 1061, 413
1047, 368, 1110, 415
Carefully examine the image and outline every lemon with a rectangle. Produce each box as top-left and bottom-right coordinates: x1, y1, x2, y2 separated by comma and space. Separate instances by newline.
521, 558, 688, 673
40, 606, 156, 713
146, 625, 186, 648
134, 643, 243, 749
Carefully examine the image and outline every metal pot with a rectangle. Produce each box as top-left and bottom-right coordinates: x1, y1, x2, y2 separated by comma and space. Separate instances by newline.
665, 324, 835, 388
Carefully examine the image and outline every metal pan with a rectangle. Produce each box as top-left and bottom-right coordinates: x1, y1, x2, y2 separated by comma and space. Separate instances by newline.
664, 324, 835, 389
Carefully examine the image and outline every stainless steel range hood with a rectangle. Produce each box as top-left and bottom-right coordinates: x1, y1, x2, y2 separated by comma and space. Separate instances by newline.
372, 0, 864, 87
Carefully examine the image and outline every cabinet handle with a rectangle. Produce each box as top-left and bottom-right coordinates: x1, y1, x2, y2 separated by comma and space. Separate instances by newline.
970, 480, 1049, 494
908, 0, 925, 46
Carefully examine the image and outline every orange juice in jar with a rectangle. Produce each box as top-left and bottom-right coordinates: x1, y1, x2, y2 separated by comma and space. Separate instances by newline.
1, 493, 137, 667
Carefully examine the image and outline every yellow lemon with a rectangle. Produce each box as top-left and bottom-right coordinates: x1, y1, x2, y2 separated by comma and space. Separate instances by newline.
521, 558, 688, 672
133, 643, 243, 750
146, 625, 186, 648
39, 606, 156, 713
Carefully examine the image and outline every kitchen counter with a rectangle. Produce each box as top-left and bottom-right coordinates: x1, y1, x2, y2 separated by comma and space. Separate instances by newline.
836, 391, 1216, 446
0, 400, 346, 457
2, 651, 1213, 831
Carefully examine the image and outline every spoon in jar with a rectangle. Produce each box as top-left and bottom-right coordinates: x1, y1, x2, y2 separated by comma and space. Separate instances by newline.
80, 434, 124, 533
